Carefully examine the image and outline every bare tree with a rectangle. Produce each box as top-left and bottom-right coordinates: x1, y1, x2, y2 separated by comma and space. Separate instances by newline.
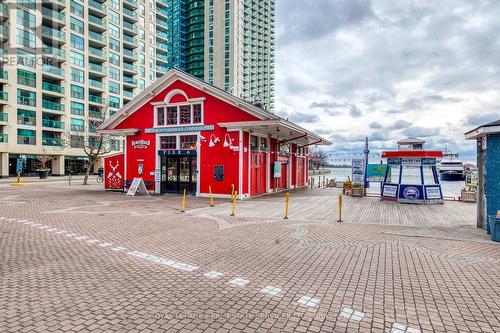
309, 149, 327, 170
72, 105, 115, 185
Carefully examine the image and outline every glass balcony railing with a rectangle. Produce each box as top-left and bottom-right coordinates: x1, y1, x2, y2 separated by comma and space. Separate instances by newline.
42, 137, 63, 146
89, 95, 104, 105
42, 81, 64, 94
123, 62, 137, 72
123, 0, 138, 7
42, 118, 65, 129
89, 63, 106, 74
42, 65, 64, 77
123, 34, 137, 45
0, 133, 7, 143
43, 46, 66, 58
0, 112, 7, 122
89, 15, 106, 26
42, 7, 66, 22
42, 26, 66, 41
123, 77, 137, 85
89, 0, 107, 11
0, 3, 8, 17
18, 136, 36, 145
42, 99, 64, 112
123, 48, 137, 58
0, 69, 7, 80
89, 79, 103, 89
89, 31, 106, 43
89, 47, 106, 59
89, 110, 102, 119
123, 8, 138, 20
123, 90, 134, 98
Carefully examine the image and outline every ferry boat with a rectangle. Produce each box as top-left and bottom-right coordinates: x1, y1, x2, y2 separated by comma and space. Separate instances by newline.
439, 151, 465, 181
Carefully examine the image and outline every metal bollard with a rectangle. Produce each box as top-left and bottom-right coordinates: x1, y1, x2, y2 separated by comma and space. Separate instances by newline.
180, 188, 187, 213
209, 185, 214, 207
337, 194, 343, 222
284, 192, 290, 219
230, 191, 238, 216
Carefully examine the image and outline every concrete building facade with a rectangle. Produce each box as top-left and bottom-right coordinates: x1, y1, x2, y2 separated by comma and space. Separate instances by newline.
0, 0, 275, 178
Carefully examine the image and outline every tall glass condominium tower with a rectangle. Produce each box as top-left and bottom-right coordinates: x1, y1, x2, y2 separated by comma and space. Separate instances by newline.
0, 0, 275, 177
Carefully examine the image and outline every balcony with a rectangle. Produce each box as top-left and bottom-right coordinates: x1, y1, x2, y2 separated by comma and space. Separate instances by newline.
0, 112, 7, 123
89, 94, 104, 105
0, 26, 8, 42
88, 15, 107, 32
123, 34, 137, 47
122, 48, 137, 60
41, 26, 66, 45
156, 53, 168, 63
88, 0, 107, 17
123, 7, 138, 22
123, 76, 137, 87
157, 30, 168, 41
0, 3, 8, 20
42, 65, 64, 78
42, 136, 63, 146
89, 109, 102, 119
42, 99, 64, 112
0, 91, 8, 104
89, 31, 107, 47
43, 46, 66, 62
123, 0, 138, 9
42, 7, 66, 26
42, 81, 64, 95
89, 79, 104, 91
123, 90, 134, 99
46, 0, 66, 9
18, 135, 36, 145
123, 62, 137, 74
89, 47, 107, 62
0, 133, 6, 143
157, 43, 168, 53
0, 69, 7, 82
123, 21, 138, 35
88, 63, 107, 77
42, 118, 65, 130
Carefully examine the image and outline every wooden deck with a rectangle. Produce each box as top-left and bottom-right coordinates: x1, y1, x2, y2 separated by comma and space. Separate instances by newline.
188, 187, 476, 227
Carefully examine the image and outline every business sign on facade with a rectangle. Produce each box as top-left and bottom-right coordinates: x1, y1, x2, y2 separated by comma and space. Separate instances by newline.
273, 161, 282, 178
366, 164, 388, 182
131, 139, 151, 149
145, 125, 215, 134
158, 149, 197, 156
352, 159, 365, 184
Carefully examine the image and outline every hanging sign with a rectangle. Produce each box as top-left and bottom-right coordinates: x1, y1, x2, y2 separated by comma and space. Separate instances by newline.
126, 178, 150, 196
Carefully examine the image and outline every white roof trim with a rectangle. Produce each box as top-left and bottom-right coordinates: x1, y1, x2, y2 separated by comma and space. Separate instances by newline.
465, 125, 500, 139
97, 68, 274, 131
164, 89, 188, 103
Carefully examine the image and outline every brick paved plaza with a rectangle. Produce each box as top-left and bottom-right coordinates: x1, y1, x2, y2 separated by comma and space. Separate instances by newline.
0, 183, 499, 333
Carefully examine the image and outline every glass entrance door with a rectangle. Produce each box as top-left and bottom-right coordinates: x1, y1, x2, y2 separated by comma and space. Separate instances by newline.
160, 154, 197, 194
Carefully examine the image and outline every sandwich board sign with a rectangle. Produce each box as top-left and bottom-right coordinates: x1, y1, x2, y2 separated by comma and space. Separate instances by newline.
126, 178, 150, 196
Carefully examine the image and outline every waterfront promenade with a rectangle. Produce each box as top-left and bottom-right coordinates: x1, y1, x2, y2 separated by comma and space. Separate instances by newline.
0, 183, 498, 333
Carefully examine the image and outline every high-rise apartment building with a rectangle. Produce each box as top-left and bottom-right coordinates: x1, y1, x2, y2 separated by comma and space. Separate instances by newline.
0, 0, 275, 178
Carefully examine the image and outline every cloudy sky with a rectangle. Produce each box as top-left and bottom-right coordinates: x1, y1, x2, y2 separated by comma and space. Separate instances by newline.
275, 0, 500, 161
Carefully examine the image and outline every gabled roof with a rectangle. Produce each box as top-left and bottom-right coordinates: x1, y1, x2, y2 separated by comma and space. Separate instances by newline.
397, 137, 425, 144
97, 68, 331, 145
465, 119, 500, 139
98, 68, 276, 131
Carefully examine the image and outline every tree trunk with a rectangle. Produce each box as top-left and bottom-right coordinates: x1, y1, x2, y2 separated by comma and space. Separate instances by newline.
83, 166, 91, 185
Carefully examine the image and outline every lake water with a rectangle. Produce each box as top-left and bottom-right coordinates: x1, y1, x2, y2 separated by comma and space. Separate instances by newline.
311, 168, 464, 198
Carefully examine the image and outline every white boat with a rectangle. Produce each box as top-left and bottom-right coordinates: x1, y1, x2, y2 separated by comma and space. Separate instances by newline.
439, 152, 465, 181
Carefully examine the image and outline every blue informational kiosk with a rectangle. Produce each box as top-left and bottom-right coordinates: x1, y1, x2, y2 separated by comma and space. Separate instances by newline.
380, 138, 444, 204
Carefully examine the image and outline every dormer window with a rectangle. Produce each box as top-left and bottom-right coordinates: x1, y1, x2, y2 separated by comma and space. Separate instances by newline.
156, 103, 203, 127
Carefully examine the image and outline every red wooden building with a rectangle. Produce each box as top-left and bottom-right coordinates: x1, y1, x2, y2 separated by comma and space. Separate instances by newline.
98, 69, 331, 198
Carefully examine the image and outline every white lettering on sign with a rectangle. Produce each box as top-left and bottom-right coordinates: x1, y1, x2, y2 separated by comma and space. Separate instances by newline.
131, 140, 151, 149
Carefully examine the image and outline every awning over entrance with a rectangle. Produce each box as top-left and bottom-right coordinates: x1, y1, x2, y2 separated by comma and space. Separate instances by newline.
218, 119, 331, 147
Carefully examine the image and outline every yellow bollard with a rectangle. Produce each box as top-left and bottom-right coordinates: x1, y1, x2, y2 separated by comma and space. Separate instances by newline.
284, 192, 290, 219
230, 184, 235, 202
337, 194, 343, 222
230, 191, 238, 216
180, 188, 187, 213
16, 173, 21, 184
209, 185, 214, 207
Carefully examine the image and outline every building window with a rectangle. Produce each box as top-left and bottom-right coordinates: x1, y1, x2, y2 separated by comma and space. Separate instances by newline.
17, 69, 36, 87
160, 136, 176, 150
70, 0, 84, 18
260, 138, 268, 150
17, 28, 36, 48
17, 109, 36, 126
70, 51, 84, 67
70, 17, 84, 34
17, 9, 36, 29
250, 136, 258, 150
109, 96, 120, 108
179, 105, 191, 124
193, 104, 202, 123
17, 49, 36, 68
70, 34, 85, 51
109, 67, 120, 81
157, 107, 166, 126
167, 107, 177, 125
109, 81, 120, 94
17, 128, 36, 145
70, 85, 84, 100
180, 135, 197, 150
70, 135, 84, 148
17, 89, 36, 107
71, 68, 84, 83
71, 118, 85, 132
71, 101, 84, 116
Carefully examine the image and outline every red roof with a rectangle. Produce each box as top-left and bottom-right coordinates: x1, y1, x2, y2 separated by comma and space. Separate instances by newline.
381, 150, 443, 158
